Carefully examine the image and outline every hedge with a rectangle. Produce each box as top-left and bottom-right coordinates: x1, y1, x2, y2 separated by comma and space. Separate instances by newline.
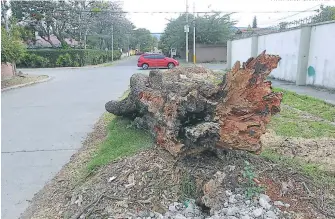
17, 49, 122, 68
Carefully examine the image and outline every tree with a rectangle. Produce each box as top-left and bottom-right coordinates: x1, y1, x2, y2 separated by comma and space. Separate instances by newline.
159, 13, 235, 56
1, 25, 27, 74
130, 28, 155, 52
312, 5, 335, 23
252, 16, 257, 28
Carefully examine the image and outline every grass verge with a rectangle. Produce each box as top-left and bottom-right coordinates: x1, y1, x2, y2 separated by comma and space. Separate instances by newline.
1, 74, 48, 89
87, 117, 153, 172
261, 149, 335, 186
273, 87, 335, 122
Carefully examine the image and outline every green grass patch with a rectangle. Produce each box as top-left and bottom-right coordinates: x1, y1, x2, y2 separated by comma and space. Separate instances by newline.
273, 87, 335, 122
269, 107, 335, 138
180, 172, 197, 201
87, 117, 153, 172
261, 149, 335, 186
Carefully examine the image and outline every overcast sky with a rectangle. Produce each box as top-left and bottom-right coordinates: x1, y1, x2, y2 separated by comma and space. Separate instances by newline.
122, 0, 335, 33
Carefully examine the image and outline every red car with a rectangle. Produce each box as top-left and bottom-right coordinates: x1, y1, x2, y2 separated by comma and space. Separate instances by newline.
137, 54, 179, 69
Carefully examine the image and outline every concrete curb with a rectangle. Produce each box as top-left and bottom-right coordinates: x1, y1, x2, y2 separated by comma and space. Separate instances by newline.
1, 76, 53, 92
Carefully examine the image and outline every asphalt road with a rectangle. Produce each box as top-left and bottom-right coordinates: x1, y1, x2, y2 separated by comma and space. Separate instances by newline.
1, 56, 139, 219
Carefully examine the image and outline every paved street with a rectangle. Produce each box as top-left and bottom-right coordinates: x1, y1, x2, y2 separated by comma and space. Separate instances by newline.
1, 56, 139, 219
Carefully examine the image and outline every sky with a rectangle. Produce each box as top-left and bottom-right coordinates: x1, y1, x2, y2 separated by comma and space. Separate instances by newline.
122, 0, 335, 33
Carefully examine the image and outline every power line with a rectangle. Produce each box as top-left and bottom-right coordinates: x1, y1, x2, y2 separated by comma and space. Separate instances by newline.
258, 4, 321, 26
54, 9, 319, 14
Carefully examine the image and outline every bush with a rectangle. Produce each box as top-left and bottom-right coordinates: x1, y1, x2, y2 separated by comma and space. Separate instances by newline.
17, 49, 122, 68
19, 53, 49, 68
56, 53, 72, 67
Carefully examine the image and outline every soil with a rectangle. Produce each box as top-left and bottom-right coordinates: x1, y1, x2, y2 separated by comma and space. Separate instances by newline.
1, 74, 49, 89
20, 116, 335, 219
261, 130, 335, 172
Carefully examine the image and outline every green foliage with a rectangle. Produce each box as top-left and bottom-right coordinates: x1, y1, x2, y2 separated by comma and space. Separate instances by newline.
242, 161, 264, 199
86, 116, 153, 172
159, 13, 235, 56
1, 27, 27, 63
180, 173, 197, 201
18, 49, 122, 68
56, 53, 72, 67
273, 88, 335, 122
130, 28, 156, 52
19, 53, 49, 68
252, 16, 257, 28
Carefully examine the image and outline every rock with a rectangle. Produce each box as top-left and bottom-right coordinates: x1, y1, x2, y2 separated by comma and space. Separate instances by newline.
227, 216, 238, 219
150, 212, 155, 217
245, 200, 251, 205
224, 201, 229, 207
284, 203, 290, 208
235, 194, 242, 200
174, 214, 187, 219
241, 215, 251, 219
273, 201, 284, 206
229, 195, 237, 204
266, 210, 277, 219
227, 207, 239, 216
259, 194, 271, 202
168, 202, 181, 212
259, 196, 272, 210
253, 208, 263, 217
226, 190, 233, 196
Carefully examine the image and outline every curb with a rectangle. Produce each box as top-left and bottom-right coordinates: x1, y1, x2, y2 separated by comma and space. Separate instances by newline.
1, 76, 53, 92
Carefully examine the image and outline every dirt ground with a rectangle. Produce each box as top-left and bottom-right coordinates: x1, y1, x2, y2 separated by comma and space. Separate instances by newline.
1, 74, 48, 89
20, 113, 335, 219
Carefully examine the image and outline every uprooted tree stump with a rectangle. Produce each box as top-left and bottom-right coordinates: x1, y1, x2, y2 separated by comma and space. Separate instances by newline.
105, 51, 283, 156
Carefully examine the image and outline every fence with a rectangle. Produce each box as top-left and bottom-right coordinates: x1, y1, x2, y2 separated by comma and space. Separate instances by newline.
227, 21, 335, 89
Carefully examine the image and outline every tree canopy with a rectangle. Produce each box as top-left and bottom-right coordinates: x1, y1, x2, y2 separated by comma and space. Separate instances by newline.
159, 13, 235, 55
252, 16, 257, 28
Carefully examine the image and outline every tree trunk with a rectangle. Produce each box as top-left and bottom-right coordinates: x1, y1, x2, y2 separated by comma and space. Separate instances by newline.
105, 51, 283, 156
40, 36, 56, 48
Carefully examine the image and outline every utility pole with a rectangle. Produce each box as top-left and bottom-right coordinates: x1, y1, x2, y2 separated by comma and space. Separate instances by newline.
185, 0, 189, 63
193, 2, 196, 64
112, 25, 114, 62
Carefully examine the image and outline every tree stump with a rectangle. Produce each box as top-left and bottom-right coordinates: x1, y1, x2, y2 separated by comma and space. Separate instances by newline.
105, 51, 283, 156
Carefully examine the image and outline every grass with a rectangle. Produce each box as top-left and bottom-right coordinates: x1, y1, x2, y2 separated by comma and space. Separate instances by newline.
86, 89, 152, 172
180, 172, 197, 201
269, 107, 335, 138
87, 116, 153, 172
261, 149, 335, 186
273, 87, 335, 122
1, 74, 48, 89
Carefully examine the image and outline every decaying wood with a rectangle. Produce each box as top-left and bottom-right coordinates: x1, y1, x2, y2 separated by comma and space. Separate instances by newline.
105, 51, 283, 156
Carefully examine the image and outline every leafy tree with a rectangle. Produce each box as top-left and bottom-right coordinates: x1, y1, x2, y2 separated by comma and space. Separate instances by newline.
159, 13, 235, 56
1, 25, 27, 74
130, 28, 155, 52
313, 5, 335, 23
252, 16, 257, 28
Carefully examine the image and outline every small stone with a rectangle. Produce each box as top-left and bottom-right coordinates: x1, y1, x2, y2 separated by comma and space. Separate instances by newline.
227, 207, 239, 216
229, 195, 237, 204
226, 190, 233, 196
245, 200, 251, 205
174, 213, 187, 219
220, 208, 228, 215
284, 203, 290, 208
150, 212, 155, 217
273, 201, 284, 206
241, 216, 251, 219
227, 216, 238, 219
253, 208, 263, 217
259, 196, 272, 210
235, 194, 242, 200
259, 194, 271, 202
266, 210, 277, 219
224, 201, 229, 207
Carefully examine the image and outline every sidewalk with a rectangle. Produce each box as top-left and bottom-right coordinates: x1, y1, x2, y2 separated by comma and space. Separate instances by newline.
270, 79, 335, 105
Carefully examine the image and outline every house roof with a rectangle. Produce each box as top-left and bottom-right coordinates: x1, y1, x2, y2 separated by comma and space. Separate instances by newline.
28, 35, 79, 48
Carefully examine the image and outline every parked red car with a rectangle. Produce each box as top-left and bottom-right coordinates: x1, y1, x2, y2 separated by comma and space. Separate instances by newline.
137, 54, 179, 69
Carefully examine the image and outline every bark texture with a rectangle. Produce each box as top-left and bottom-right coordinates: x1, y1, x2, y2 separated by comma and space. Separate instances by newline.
105, 51, 283, 156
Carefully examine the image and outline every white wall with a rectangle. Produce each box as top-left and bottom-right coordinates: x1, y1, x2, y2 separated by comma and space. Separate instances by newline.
231, 38, 252, 67
257, 29, 301, 82
307, 23, 335, 88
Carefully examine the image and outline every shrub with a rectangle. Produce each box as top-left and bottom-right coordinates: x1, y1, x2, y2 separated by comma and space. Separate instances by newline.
56, 53, 72, 67
19, 53, 49, 68
17, 49, 122, 68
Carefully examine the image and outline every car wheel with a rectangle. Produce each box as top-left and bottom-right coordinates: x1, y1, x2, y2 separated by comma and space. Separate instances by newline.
168, 63, 175, 69
142, 63, 149, 70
